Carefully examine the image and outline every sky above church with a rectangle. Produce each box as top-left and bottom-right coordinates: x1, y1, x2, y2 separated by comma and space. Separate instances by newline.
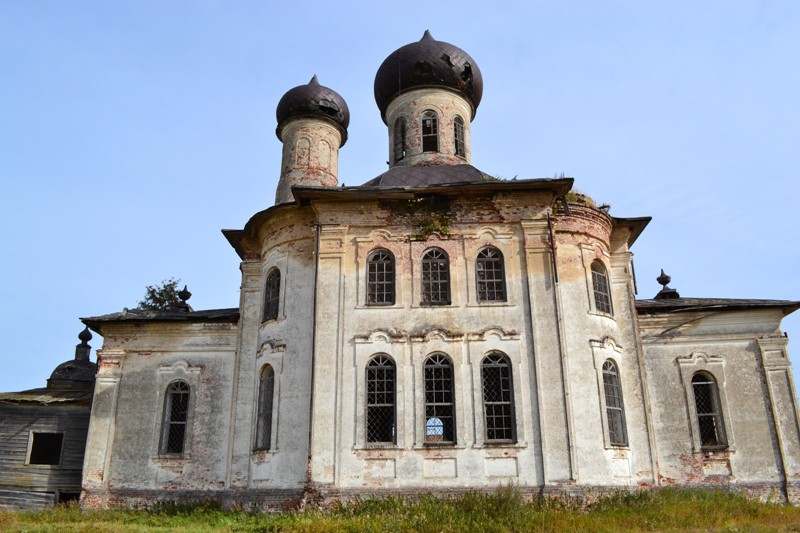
1, 1, 798, 392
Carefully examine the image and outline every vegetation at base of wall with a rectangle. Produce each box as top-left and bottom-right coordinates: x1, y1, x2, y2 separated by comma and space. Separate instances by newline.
2, 488, 800, 532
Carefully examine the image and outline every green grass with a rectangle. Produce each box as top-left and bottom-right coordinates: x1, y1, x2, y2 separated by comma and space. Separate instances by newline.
2, 488, 800, 532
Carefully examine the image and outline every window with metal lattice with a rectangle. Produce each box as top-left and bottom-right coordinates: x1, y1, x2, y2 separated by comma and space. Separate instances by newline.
692, 372, 727, 449
161, 381, 190, 454
481, 352, 516, 443
366, 354, 396, 444
591, 261, 613, 315
421, 248, 450, 305
254, 365, 275, 451
424, 353, 455, 444
602, 360, 628, 446
476, 247, 507, 303
367, 249, 395, 306
393, 117, 406, 163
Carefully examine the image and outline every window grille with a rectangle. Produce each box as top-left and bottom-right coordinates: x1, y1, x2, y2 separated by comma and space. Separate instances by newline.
393, 118, 406, 162
367, 249, 395, 305
263, 268, 281, 321
454, 116, 465, 158
602, 360, 628, 446
421, 110, 439, 152
482, 352, 516, 442
255, 365, 275, 451
424, 353, 455, 444
161, 381, 190, 454
476, 247, 506, 302
421, 248, 450, 305
366, 355, 396, 444
692, 372, 727, 449
591, 261, 613, 315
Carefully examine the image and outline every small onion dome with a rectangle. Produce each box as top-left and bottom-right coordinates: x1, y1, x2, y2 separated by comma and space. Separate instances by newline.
275, 75, 350, 145
374, 30, 483, 123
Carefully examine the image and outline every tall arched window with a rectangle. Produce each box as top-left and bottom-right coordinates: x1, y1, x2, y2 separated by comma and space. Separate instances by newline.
692, 372, 727, 449
591, 261, 613, 315
255, 365, 275, 451
421, 110, 439, 152
476, 247, 506, 302
367, 249, 395, 306
602, 360, 628, 446
482, 352, 516, 443
366, 354, 396, 444
453, 116, 465, 158
393, 117, 406, 163
424, 353, 455, 444
161, 381, 190, 454
421, 248, 450, 305
263, 268, 281, 321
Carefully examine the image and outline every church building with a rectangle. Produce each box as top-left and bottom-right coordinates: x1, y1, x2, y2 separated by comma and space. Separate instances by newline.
79, 32, 800, 509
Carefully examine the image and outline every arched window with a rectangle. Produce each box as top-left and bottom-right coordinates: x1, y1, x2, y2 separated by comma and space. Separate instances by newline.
453, 116, 465, 158
424, 353, 455, 444
602, 360, 628, 446
393, 117, 406, 163
692, 372, 727, 449
421, 248, 450, 305
263, 268, 281, 321
482, 352, 516, 443
591, 261, 613, 315
255, 365, 275, 451
366, 355, 396, 444
476, 247, 506, 302
367, 249, 395, 306
161, 381, 190, 454
421, 110, 439, 152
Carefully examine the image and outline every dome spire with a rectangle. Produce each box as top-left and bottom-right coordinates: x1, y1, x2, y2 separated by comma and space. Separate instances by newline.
421, 29, 434, 41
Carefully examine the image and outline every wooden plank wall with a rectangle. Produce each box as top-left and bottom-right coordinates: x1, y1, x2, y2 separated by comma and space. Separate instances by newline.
0, 403, 91, 509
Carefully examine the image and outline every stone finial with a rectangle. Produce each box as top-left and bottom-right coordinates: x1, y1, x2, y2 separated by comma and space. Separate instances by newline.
170, 285, 193, 312
654, 269, 680, 300
75, 326, 92, 361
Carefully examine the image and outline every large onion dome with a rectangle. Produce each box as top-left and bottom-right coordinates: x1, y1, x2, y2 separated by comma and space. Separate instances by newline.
275, 75, 350, 145
374, 30, 483, 123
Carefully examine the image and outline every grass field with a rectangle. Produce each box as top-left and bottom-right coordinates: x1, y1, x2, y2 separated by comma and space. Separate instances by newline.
2, 488, 800, 532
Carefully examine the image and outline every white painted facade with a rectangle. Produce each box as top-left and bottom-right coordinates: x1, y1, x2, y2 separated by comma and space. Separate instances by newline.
80, 34, 800, 509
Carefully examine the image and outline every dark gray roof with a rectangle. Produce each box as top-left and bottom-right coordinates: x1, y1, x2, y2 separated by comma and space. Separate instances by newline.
636, 298, 800, 314
0, 387, 94, 404
82, 307, 240, 330
362, 164, 494, 188
374, 31, 483, 123
276, 75, 349, 145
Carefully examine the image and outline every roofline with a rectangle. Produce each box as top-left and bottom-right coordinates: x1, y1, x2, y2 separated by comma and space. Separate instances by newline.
635, 298, 800, 315
613, 216, 652, 247
292, 177, 574, 205
81, 307, 240, 334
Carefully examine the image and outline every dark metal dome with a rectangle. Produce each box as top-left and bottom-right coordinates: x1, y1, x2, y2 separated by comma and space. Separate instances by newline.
48, 359, 97, 388
275, 75, 350, 144
374, 31, 483, 123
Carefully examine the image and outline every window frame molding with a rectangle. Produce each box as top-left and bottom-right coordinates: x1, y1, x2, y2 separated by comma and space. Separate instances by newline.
421, 109, 440, 153
254, 364, 276, 452
420, 246, 452, 306
159, 380, 192, 456
260, 249, 289, 324
590, 337, 630, 449
453, 115, 466, 158
677, 352, 734, 452
393, 116, 407, 163
480, 351, 517, 444
365, 353, 398, 446
262, 267, 282, 322
579, 244, 616, 319
153, 360, 200, 459
355, 234, 405, 309
475, 246, 508, 304
421, 352, 458, 446
25, 431, 65, 467
353, 332, 406, 451
365, 248, 396, 307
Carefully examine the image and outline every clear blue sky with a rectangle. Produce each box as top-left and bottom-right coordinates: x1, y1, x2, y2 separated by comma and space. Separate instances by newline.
1, 1, 798, 392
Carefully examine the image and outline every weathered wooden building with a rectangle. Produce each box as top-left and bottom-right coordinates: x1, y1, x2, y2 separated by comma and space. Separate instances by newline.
0, 328, 96, 510
78, 32, 800, 509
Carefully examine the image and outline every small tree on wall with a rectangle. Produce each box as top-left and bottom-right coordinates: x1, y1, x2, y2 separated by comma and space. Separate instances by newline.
137, 278, 182, 310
